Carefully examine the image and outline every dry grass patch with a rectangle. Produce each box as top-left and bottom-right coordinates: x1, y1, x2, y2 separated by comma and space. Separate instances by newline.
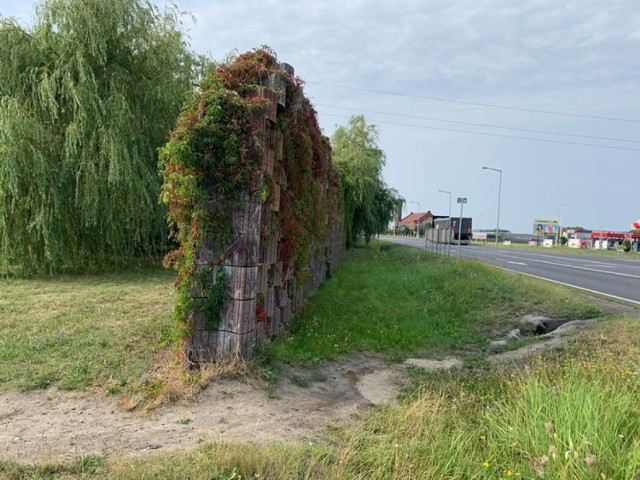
119, 351, 265, 410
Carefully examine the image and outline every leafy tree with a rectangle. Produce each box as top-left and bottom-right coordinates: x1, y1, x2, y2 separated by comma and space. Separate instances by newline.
0, 0, 201, 274
332, 115, 401, 246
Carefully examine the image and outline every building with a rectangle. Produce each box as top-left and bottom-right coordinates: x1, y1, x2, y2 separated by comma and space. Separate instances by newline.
397, 211, 434, 232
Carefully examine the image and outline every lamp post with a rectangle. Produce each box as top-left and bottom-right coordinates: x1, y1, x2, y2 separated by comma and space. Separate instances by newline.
438, 190, 452, 218
557, 204, 568, 246
410, 201, 421, 238
482, 167, 502, 246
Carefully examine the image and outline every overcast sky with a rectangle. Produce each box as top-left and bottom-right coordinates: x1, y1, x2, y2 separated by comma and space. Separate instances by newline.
2, 0, 639, 233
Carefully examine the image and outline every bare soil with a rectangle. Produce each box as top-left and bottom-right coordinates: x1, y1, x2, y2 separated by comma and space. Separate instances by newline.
0, 355, 396, 464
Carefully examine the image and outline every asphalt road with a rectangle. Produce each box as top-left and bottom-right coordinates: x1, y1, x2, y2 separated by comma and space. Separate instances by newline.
381, 236, 640, 306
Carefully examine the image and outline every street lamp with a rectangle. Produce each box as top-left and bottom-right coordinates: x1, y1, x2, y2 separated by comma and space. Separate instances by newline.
482, 167, 502, 246
438, 190, 452, 218
410, 201, 421, 238
557, 204, 568, 246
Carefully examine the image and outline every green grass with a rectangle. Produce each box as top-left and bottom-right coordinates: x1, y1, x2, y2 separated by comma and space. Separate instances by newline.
263, 242, 601, 365
0, 454, 105, 479
0, 267, 176, 392
0, 241, 600, 393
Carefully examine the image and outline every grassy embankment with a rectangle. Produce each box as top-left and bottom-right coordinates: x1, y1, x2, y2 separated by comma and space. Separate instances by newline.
108, 322, 640, 479
2, 242, 639, 478
262, 242, 600, 365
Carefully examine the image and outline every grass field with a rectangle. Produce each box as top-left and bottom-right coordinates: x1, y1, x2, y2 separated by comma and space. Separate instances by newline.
0, 268, 176, 393
4, 241, 638, 479
0, 242, 600, 394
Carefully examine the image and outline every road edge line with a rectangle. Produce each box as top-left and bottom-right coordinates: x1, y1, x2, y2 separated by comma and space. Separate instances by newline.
500, 268, 640, 307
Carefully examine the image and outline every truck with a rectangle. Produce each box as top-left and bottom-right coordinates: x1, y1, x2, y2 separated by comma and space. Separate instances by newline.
433, 217, 473, 244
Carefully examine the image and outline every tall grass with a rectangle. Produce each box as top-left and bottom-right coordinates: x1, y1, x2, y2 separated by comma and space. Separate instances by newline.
480, 329, 640, 478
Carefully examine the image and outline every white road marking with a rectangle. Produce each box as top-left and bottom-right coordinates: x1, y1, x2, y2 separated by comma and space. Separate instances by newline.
577, 260, 620, 267
483, 252, 640, 279
466, 246, 640, 265
501, 268, 640, 307
507, 261, 527, 265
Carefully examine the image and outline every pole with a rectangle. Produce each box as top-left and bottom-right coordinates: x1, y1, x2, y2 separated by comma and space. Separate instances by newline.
457, 203, 464, 257
557, 204, 568, 247
411, 201, 421, 238
496, 170, 502, 246
482, 167, 502, 246
438, 190, 452, 218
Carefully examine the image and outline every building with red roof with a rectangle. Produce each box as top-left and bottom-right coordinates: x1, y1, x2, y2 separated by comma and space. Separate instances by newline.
397, 211, 434, 231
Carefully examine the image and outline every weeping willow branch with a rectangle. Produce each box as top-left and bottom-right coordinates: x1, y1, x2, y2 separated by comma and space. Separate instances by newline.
0, 0, 202, 274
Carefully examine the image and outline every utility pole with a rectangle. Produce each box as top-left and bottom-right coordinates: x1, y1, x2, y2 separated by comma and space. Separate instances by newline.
482, 167, 502, 246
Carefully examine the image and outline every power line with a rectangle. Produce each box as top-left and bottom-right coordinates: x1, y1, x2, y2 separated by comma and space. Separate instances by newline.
316, 103, 640, 144
319, 112, 640, 152
307, 81, 640, 124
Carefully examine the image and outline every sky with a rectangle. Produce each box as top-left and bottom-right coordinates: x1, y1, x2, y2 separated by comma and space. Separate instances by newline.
2, 0, 639, 233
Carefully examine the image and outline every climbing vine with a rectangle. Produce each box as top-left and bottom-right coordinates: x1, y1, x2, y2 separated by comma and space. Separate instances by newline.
160, 47, 340, 337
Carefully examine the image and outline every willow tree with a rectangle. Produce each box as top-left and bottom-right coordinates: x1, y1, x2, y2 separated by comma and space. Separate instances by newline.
332, 115, 400, 246
0, 0, 200, 274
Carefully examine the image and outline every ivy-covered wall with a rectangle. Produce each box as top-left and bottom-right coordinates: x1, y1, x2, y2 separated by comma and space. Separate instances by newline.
160, 49, 344, 364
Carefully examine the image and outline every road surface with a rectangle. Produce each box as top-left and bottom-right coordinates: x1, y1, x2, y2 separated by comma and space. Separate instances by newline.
381, 236, 640, 306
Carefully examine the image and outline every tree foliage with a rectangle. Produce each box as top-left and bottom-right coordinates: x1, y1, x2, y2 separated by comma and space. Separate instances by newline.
0, 0, 200, 274
332, 115, 401, 246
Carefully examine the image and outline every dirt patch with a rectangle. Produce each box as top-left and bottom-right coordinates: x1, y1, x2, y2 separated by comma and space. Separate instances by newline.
404, 356, 463, 371
0, 355, 392, 464
356, 369, 403, 405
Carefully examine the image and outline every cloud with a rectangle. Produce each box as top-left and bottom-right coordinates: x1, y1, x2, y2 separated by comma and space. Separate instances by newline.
1, 0, 638, 231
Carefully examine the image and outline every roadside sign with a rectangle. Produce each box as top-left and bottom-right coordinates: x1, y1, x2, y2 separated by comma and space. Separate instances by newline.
533, 219, 558, 236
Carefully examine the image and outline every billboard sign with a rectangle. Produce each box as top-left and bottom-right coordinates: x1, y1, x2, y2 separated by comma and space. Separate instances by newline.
533, 219, 558, 236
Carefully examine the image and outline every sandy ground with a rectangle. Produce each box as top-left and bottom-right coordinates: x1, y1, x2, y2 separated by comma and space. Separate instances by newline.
0, 355, 402, 464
